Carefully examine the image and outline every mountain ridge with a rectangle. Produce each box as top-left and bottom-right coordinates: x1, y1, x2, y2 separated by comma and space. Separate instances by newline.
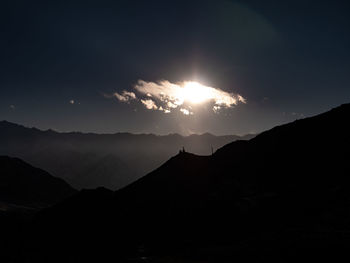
0, 120, 254, 190
26, 102, 350, 262
0, 155, 77, 209
0, 120, 253, 138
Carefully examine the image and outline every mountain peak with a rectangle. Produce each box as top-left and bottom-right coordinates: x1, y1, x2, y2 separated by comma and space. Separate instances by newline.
0, 120, 20, 126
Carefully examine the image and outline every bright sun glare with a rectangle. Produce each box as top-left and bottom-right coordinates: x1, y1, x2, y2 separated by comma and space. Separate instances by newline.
114, 79, 246, 115
180, 81, 214, 104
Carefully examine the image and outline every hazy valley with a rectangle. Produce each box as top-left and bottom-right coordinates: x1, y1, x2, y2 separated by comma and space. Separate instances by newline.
0, 121, 254, 190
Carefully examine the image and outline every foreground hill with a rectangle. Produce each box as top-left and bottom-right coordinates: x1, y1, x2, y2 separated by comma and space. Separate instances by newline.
0, 156, 76, 209
25, 103, 350, 262
0, 156, 76, 262
0, 121, 254, 190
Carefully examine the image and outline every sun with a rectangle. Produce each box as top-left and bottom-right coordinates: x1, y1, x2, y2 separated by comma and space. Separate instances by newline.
180, 81, 214, 104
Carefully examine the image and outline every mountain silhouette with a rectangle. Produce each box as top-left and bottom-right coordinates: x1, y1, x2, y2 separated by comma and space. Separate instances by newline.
22, 103, 350, 262
0, 121, 254, 190
0, 156, 76, 209
0, 156, 77, 262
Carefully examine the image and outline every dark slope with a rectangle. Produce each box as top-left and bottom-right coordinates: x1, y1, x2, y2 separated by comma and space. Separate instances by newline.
213, 103, 350, 197
0, 156, 77, 262
118, 103, 350, 217
0, 156, 76, 208
26, 104, 350, 262
0, 121, 253, 189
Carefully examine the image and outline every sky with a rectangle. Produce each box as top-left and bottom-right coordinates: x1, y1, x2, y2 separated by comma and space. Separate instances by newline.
1, 0, 350, 135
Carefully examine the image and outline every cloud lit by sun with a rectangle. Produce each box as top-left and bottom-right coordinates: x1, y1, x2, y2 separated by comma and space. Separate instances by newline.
111, 79, 245, 115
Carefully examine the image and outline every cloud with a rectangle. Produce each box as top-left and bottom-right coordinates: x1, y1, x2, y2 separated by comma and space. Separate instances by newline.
237, 95, 246, 103
107, 79, 245, 115
141, 99, 158, 110
180, 108, 193, 115
113, 90, 136, 102
213, 105, 221, 113
134, 80, 245, 114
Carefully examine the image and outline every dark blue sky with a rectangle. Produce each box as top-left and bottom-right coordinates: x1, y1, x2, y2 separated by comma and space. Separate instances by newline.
1, 0, 349, 135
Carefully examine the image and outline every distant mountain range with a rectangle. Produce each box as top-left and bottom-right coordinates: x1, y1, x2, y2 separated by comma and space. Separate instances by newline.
0, 121, 254, 190
23, 103, 350, 262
